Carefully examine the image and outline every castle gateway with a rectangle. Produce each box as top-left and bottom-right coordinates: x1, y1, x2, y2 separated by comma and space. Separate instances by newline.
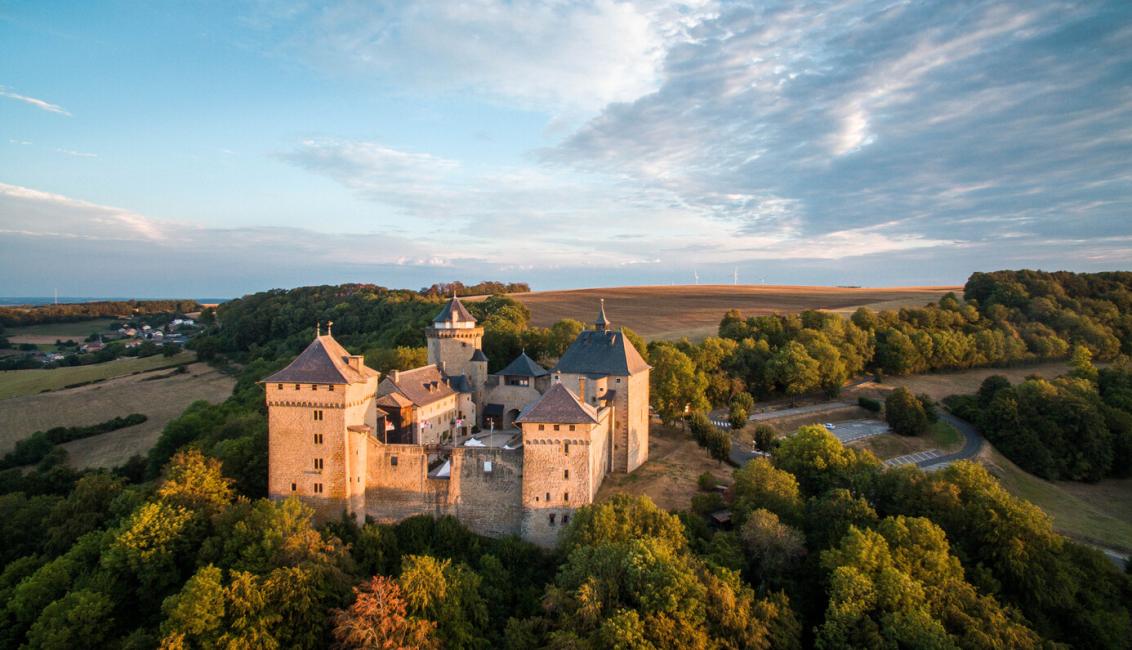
263, 297, 650, 546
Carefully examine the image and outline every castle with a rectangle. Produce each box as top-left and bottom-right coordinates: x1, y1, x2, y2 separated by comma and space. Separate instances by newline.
263, 296, 650, 546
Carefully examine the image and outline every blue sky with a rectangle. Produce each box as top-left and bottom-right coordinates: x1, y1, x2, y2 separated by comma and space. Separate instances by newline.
1, 1, 1130, 298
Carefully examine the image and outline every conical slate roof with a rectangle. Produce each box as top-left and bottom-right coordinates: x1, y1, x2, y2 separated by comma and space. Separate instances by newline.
497, 351, 548, 377
432, 295, 476, 324
265, 335, 377, 385
515, 382, 598, 424
470, 349, 488, 363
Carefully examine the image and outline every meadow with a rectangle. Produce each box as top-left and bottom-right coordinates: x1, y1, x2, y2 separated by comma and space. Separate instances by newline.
0, 360, 234, 468
0, 351, 195, 400
5, 317, 120, 344
505, 284, 959, 340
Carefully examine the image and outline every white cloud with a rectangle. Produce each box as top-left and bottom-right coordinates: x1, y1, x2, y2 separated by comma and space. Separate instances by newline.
254, 0, 718, 112
0, 86, 71, 116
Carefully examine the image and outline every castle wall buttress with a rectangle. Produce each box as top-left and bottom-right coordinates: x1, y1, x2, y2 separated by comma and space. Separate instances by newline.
625, 371, 650, 472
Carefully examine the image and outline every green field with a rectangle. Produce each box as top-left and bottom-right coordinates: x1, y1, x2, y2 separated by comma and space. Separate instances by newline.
6, 318, 120, 339
0, 352, 195, 400
929, 420, 960, 448
980, 446, 1132, 554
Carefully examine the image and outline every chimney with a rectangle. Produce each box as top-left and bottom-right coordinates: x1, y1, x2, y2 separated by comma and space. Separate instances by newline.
392, 370, 400, 383
348, 355, 363, 373
578, 377, 586, 402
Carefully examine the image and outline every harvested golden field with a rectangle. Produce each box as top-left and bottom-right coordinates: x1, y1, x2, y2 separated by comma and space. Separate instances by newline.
6, 318, 120, 344
505, 284, 959, 340
596, 420, 728, 512
0, 352, 196, 400
0, 362, 235, 468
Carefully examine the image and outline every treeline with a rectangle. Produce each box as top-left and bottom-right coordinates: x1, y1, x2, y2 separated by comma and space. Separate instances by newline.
1, 429, 1127, 648
419, 280, 530, 297
0, 300, 201, 327
0, 414, 147, 470
945, 350, 1132, 482
644, 270, 1132, 413
198, 285, 643, 376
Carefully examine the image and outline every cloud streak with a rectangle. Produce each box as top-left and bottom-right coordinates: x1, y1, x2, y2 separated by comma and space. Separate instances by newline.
0, 86, 70, 116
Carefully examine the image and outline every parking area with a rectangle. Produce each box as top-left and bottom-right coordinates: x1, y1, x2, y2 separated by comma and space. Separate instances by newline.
826, 419, 890, 443
885, 449, 943, 467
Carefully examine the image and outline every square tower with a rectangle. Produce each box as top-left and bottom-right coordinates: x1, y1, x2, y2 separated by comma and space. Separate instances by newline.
263, 330, 379, 521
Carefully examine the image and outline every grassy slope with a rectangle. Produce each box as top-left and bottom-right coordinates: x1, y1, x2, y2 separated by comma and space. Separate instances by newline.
0, 352, 195, 400
6, 318, 120, 338
978, 445, 1132, 553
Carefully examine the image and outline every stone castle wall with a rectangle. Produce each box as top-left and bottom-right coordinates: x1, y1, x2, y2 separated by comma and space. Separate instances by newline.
448, 447, 524, 538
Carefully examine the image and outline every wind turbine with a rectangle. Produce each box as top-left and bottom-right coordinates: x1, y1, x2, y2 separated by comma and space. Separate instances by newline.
693, 269, 700, 285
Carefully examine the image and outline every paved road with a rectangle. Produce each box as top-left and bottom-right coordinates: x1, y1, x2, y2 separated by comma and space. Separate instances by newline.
917, 412, 984, 468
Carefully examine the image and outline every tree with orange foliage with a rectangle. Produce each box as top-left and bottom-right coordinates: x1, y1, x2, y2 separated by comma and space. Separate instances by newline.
332, 576, 436, 650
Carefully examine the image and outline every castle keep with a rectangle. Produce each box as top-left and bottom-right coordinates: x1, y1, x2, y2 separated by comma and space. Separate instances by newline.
264, 297, 650, 546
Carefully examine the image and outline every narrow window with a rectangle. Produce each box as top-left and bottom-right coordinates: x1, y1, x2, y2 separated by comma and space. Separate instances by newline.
535, 495, 539, 502
564, 442, 570, 455
391, 456, 398, 466
549, 513, 556, 525
564, 469, 569, 479
313, 483, 323, 494
290, 482, 296, 492
329, 384, 335, 391
545, 492, 550, 502
277, 383, 283, 390
311, 384, 317, 391
569, 424, 576, 431
563, 514, 570, 524
538, 424, 545, 431
314, 458, 323, 470
616, 378, 621, 384
294, 384, 300, 390
564, 492, 569, 501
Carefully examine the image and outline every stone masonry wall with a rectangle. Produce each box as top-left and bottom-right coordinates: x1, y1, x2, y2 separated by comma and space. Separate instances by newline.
427, 327, 483, 378
520, 419, 602, 547
448, 447, 523, 538
365, 442, 450, 522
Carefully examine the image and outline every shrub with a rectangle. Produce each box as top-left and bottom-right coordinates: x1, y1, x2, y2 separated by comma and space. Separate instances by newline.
885, 388, 929, 436
697, 472, 718, 492
857, 396, 881, 412
752, 424, 778, 453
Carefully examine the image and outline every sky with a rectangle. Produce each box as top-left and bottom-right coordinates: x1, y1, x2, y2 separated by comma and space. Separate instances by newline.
1, 1, 1130, 298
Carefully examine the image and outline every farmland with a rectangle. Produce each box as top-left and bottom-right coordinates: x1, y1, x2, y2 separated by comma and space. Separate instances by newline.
506, 284, 959, 340
5, 317, 120, 344
0, 351, 196, 400
0, 361, 234, 468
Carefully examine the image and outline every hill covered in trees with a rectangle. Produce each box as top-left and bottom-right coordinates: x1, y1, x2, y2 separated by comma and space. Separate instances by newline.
1, 270, 1129, 647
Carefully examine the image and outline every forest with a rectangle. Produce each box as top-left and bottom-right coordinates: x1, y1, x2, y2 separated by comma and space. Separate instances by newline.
0, 300, 202, 327
0, 270, 1130, 648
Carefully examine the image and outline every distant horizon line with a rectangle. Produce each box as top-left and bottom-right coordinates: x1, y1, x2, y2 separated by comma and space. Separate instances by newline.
0, 281, 972, 307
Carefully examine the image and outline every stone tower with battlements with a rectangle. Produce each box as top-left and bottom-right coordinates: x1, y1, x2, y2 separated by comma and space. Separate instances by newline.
262, 326, 379, 521
426, 295, 484, 378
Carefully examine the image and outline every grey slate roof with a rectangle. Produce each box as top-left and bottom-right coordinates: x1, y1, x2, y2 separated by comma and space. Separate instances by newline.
496, 351, 549, 378
448, 374, 472, 394
470, 349, 488, 363
432, 295, 476, 324
552, 329, 650, 377
264, 335, 378, 385
515, 383, 598, 424
379, 365, 456, 407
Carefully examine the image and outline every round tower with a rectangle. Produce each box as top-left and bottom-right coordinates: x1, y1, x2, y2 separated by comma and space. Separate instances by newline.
426, 294, 484, 377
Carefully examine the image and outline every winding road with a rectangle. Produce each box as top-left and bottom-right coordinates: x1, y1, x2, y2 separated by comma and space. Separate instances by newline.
916, 412, 984, 469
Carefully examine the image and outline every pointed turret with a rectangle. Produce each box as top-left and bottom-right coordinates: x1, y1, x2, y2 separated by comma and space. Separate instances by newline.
596, 298, 610, 331
433, 294, 477, 329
